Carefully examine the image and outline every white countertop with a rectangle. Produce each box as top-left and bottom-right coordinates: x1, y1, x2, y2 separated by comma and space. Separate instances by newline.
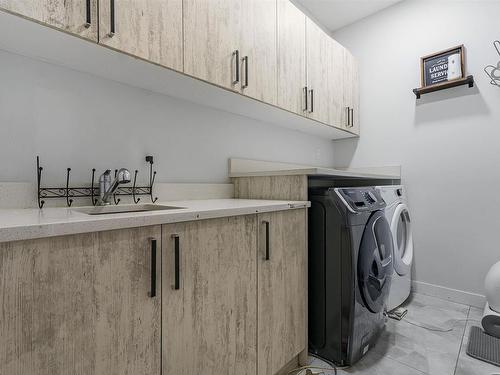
228, 158, 401, 179
0, 199, 310, 243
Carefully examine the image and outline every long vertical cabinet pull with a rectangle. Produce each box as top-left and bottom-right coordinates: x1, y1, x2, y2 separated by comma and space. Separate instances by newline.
172, 234, 180, 290
149, 238, 157, 298
263, 220, 270, 261
346, 107, 350, 127
308, 89, 314, 113
303, 87, 308, 112
108, 0, 115, 37
232, 50, 240, 85
242, 56, 249, 89
350, 108, 354, 128
85, 0, 91, 28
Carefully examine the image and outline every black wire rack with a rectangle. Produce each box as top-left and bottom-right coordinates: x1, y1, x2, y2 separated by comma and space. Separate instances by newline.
36, 155, 158, 209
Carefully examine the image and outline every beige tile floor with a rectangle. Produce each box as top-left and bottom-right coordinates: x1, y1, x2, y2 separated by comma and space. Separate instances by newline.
306, 293, 500, 375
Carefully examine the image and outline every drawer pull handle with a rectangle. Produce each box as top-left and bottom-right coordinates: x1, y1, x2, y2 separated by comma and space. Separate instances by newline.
263, 220, 270, 261
149, 238, 157, 298
303, 86, 308, 112
242, 55, 249, 89
308, 89, 314, 113
172, 234, 180, 290
85, 0, 91, 28
109, 0, 115, 37
232, 50, 240, 85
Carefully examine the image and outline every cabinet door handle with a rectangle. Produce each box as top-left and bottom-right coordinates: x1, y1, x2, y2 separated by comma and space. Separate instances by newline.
308, 89, 314, 113
303, 86, 308, 112
346, 107, 350, 127
232, 50, 240, 85
172, 234, 180, 290
242, 56, 249, 89
108, 0, 115, 37
85, 0, 91, 28
263, 220, 270, 261
149, 238, 157, 298
350, 108, 354, 127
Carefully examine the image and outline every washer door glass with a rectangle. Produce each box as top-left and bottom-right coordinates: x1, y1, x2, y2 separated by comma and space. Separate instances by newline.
358, 211, 393, 313
391, 203, 413, 276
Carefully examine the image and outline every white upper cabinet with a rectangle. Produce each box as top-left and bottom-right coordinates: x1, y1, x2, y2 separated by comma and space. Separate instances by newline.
98, 0, 183, 71
277, 0, 307, 115
0, 0, 98, 41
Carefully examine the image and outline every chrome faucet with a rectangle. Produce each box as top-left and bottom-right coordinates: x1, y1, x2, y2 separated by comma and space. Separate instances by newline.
99, 168, 131, 205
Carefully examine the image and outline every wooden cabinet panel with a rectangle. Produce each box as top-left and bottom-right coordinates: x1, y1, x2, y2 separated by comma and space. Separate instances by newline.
183, 0, 242, 90
0, 226, 161, 375
240, 0, 277, 104
306, 18, 331, 124
0, 234, 97, 375
344, 50, 360, 135
0, 0, 98, 41
257, 209, 307, 375
277, 0, 306, 115
99, 0, 183, 71
162, 216, 257, 375
328, 39, 346, 129
94, 226, 161, 375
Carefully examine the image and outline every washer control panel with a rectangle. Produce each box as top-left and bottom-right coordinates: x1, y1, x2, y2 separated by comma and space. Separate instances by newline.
336, 187, 386, 212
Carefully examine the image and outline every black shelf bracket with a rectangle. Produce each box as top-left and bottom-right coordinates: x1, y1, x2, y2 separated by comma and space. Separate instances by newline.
413, 75, 474, 99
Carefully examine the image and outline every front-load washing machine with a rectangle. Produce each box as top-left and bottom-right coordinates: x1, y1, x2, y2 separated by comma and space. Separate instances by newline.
308, 187, 393, 366
377, 185, 413, 311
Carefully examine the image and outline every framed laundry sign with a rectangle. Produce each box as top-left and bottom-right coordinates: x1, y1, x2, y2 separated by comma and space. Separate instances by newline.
420, 45, 465, 87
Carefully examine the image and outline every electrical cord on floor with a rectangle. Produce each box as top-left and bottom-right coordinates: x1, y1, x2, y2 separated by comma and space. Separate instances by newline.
401, 318, 480, 332
287, 354, 339, 375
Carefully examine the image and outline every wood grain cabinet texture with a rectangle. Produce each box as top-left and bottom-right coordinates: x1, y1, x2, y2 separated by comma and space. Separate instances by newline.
344, 50, 360, 135
305, 18, 332, 125
277, 0, 307, 115
0, 0, 98, 41
257, 210, 308, 375
161, 216, 258, 375
0, 226, 161, 375
183, 0, 242, 90
98, 0, 183, 71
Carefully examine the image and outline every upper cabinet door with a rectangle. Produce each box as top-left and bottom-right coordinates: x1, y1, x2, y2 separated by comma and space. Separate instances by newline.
277, 0, 306, 115
305, 18, 331, 124
328, 39, 346, 129
239, 0, 277, 104
162, 216, 258, 375
99, 0, 183, 71
257, 209, 308, 374
344, 50, 360, 135
183, 0, 242, 90
0, 0, 98, 41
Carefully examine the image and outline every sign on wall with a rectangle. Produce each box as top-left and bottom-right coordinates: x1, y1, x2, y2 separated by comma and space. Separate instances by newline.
421, 45, 465, 87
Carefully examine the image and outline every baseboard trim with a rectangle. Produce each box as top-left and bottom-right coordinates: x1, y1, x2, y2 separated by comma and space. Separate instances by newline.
412, 280, 485, 308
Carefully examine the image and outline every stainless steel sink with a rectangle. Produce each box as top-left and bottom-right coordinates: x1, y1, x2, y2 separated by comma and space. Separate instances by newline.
74, 204, 186, 215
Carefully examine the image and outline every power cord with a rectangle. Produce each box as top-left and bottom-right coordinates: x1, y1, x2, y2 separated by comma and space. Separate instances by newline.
287, 354, 339, 375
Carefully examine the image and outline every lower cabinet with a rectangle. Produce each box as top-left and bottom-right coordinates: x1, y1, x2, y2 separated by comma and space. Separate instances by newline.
0, 226, 161, 375
257, 209, 308, 374
161, 215, 258, 375
0, 210, 307, 375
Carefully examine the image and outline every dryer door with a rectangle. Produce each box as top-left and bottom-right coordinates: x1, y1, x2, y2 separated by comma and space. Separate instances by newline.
358, 211, 393, 313
391, 203, 413, 276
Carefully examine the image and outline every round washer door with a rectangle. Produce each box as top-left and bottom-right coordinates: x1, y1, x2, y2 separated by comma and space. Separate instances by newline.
358, 211, 393, 313
391, 203, 413, 276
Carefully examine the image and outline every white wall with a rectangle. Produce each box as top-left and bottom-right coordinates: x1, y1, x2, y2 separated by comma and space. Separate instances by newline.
0, 50, 335, 185
333, 0, 500, 299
